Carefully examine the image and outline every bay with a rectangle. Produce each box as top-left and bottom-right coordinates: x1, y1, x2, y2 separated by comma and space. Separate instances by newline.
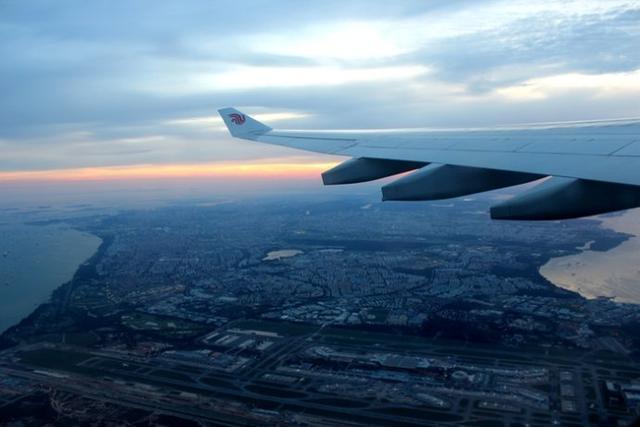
540, 210, 640, 304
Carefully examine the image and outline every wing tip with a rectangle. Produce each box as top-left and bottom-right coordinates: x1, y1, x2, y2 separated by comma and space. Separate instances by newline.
218, 107, 271, 138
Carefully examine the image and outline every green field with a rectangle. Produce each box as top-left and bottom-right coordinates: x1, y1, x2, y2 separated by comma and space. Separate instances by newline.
19, 348, 93, 371
228, 319, 318, 336
120, 312, 208, 338
151, 369, 192, 382
63, 332, 100, 346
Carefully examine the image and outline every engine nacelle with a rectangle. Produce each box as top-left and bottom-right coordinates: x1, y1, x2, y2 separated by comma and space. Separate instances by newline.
382, 164, 542, 201
322, 158, 426, 185
490, 177, 640, 220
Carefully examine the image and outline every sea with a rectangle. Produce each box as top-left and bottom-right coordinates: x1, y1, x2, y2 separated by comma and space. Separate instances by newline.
0, 223, 101, 334
540, 209, 640, 304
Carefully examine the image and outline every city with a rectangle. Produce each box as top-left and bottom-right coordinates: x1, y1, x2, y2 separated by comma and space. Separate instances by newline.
1, 195, 639, 426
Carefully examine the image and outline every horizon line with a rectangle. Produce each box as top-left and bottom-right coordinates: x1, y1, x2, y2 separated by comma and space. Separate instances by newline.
0, 159, 340, 183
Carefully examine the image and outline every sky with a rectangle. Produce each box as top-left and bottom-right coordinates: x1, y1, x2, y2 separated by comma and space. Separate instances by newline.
1, 0, 639, 184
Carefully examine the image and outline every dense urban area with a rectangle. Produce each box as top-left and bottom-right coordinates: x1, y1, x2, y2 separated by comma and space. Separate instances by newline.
1, 195, 640, 427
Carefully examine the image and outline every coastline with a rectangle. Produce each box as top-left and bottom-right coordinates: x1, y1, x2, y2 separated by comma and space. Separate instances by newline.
0, 225, 104, 343
540, 210, 640, 304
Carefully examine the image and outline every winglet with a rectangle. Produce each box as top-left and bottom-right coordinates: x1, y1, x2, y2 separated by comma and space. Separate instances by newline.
218, 107, 272, 140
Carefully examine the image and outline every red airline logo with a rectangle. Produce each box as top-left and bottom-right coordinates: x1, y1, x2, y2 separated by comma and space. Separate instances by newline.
229, 113, 246, 125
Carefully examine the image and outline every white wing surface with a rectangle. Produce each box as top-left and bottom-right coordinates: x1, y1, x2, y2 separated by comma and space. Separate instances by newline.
219, 107, 640, 220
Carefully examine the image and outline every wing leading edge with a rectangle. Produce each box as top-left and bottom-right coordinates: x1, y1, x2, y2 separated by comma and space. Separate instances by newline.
218, 107, 640, 220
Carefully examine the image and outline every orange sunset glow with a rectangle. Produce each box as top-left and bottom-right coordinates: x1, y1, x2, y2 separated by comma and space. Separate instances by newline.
0, 159, 340, 183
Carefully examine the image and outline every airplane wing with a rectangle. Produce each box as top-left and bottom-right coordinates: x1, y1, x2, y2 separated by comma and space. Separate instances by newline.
218, 107, 640, 220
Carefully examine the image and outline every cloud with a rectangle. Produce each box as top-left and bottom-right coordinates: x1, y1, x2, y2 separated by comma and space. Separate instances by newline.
406, 4, 640, 91
0, 0, 639, 173
165, 111, 311, 130
139, 65, 429, 95
495, 70, 640, 101
248, 20, 419, 62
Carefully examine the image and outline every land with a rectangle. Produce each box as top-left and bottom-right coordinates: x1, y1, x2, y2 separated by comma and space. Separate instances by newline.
1, 194, 639, 426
